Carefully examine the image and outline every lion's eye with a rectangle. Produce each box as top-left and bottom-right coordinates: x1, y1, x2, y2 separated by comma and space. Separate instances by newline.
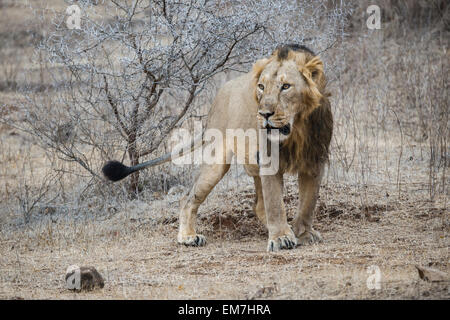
258, 84, 264, 91
281, 84, 291, 91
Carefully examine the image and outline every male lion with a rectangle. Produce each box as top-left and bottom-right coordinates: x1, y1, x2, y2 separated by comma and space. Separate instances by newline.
103, 44, 332, 252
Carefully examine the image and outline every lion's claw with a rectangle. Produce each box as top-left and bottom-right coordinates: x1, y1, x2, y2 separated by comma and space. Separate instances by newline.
297, 229, 322, 246
178, 234, 207, 247
267, 235, 297, 252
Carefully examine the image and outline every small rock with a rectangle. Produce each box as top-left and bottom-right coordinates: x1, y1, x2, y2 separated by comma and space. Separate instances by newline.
65, 265, 105, 291
416, 265, 448, 282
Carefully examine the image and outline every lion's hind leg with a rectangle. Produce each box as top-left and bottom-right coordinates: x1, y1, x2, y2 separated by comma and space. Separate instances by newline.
292, 165, 324, 245
178, 163, 230, 246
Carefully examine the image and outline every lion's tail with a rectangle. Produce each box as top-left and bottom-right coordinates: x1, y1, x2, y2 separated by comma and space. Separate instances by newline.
102, 134, 203, 182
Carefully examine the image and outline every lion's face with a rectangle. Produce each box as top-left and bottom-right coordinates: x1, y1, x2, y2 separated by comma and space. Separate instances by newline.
255, 59, 304, 141
254, 51, 324, 142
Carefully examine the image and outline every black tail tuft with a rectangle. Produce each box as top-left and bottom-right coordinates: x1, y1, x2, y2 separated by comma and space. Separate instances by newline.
102, 160, 133, 182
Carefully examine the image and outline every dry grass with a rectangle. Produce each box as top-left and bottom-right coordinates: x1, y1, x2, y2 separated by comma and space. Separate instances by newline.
0, 133, 448, 299
0, 0, 448, 300
0, 175, 448, 299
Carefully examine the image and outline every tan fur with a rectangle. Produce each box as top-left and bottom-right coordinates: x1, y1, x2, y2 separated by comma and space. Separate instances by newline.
177, 46, 332, 251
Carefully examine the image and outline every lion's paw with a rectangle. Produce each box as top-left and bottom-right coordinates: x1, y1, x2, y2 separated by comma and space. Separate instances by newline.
178, 234, 207, 247
297, 229, 322, 246
267, 234, 297, 252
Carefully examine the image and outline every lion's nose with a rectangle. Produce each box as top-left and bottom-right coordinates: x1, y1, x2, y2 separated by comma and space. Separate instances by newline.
258, 111, 274, 120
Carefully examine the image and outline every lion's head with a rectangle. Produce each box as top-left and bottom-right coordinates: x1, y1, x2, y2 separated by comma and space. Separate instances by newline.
253, 44, 326, 142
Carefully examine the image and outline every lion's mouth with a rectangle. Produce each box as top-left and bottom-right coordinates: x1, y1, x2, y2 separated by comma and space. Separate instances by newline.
266, 123, 291, 136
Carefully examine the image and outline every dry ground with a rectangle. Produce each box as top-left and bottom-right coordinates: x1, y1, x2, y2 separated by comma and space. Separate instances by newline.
0, 136, 448, 299
0, 195, 448, 300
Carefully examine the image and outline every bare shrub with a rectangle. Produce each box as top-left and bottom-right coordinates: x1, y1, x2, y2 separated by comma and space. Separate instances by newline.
329, 0, 449, 202
390, 39, 448, 198
16, 170, 60, 224
14, 0, 351, 195
0, 48, 21, 91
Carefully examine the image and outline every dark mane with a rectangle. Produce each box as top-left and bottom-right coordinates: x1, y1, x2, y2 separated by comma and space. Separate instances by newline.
276, 44, 316, 60
269, 44, 331, 176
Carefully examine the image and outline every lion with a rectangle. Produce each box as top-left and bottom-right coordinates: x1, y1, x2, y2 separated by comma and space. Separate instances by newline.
102, 44, 333, 252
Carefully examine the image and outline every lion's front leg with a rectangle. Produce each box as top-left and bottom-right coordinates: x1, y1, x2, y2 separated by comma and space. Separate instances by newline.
292, 166, 324, 245
260, 173, 297, 252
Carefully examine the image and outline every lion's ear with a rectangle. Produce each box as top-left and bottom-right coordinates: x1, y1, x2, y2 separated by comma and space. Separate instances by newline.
298, 56, 323, 112
303, 56, 324, 81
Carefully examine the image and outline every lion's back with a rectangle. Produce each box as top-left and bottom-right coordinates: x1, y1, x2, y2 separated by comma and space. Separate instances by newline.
206, 72, 258, 132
